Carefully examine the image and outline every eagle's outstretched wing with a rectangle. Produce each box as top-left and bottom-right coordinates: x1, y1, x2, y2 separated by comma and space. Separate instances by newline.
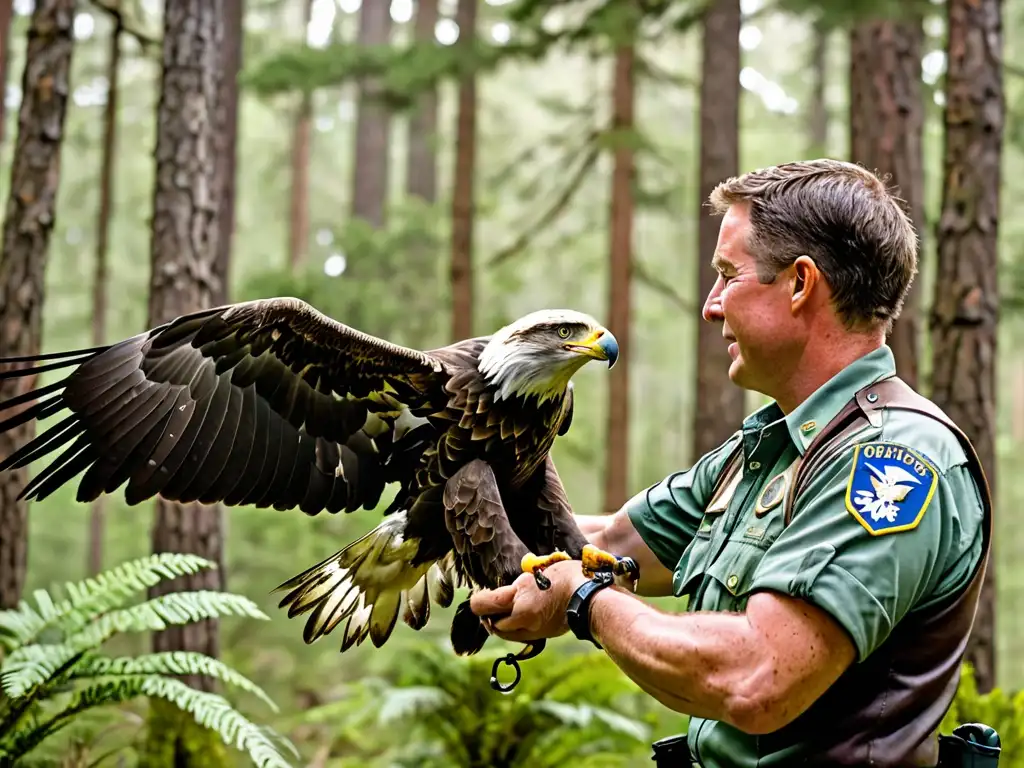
0, 297, 452, 513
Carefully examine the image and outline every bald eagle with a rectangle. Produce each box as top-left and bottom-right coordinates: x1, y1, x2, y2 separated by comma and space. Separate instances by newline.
0, 298, 631, 659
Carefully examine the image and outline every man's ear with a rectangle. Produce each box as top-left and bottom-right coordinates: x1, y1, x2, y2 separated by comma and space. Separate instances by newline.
790, 255, 821, 313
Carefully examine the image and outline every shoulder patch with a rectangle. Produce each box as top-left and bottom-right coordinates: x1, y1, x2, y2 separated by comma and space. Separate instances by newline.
845, 442, 939, 535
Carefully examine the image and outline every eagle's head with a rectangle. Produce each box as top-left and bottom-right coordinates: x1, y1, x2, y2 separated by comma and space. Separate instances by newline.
478, 309, 619, 401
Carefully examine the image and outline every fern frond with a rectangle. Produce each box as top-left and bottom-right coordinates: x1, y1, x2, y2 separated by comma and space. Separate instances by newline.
2, 592, 267, 698
0, 644, 88, 698
5, 676, 296, 768
72, 590, 267, 646
0, 554, 215, 650
69, 652, 278, 711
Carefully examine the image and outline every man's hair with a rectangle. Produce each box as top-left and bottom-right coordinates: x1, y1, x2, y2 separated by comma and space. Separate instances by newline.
707, 158, 918, 332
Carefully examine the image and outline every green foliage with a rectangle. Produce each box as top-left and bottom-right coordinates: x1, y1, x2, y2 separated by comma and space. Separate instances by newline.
242, 0, 709, 103
941, 664, 1024, 767
0, 553, 297, 768
239, 196, 447, 346
243, 38, 507, 108
290, 640, 659, 767
772, 0, 936, 30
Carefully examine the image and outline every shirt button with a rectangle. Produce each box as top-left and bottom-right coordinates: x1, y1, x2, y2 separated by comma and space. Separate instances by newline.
727, 574, 739, 590
749, 461, 761, 470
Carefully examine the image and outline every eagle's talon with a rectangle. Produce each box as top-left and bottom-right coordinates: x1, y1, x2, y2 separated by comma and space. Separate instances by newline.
522, 550, 570, 591
582, 544, 640, 584
582, 543, 622, 574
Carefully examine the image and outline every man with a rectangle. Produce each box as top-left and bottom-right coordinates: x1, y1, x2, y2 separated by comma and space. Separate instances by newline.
470, 159, 991, 767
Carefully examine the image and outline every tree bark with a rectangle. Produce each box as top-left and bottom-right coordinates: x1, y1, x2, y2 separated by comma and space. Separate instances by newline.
215, 0, 242, 307
288, 0, 313, 274
449, 0, 477, 342
807, 22, 828, 156
403, 0, 440, 347
89, 3, 125, 576
0, 0, 13, 149
850, 16, 925, 390
930, 0, 1003, 693
0, 0, 76, 610
145, 0, 225, 692
407, 0, 438, 205
602, 39, 635, 515
694, 0, 744, 461
351, 0, 392, 230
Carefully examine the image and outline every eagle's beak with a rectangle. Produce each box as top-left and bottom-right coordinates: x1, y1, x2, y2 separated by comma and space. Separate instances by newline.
567, 329, 619, 367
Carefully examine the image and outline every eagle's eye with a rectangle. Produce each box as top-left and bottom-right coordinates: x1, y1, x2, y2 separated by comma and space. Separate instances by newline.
557, 326, 571, 339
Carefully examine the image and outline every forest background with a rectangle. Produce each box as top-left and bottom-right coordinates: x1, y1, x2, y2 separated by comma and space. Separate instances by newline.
0, 0, 1020, 765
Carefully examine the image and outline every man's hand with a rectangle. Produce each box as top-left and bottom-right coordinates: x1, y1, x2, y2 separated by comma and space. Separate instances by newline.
470, 560, 590, 643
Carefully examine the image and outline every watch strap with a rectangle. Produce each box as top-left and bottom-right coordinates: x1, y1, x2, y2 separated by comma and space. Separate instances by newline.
566, 571, 614, 648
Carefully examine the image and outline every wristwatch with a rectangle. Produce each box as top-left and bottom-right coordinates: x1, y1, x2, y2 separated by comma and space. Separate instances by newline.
565, 570, 615, 648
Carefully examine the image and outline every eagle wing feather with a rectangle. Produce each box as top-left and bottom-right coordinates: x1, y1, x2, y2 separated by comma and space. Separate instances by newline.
0, 297, 452, 514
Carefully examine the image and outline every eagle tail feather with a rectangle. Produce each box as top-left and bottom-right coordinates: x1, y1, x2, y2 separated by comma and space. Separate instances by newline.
450, 599, 489, 656
274, 511, 436, 649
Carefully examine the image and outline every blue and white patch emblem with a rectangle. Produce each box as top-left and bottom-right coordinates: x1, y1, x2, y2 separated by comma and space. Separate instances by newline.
845, 442, 938, 535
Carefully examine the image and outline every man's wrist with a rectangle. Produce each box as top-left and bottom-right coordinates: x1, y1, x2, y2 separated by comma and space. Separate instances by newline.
565, 572, 615, 647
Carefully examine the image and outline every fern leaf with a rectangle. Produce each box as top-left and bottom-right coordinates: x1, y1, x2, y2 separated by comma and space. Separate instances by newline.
136, 676, 296, 767
0, 645, 89, 698
377, 686, 452, 725
0, 554, 215, 649
4, 676, 296, 768
2, 592, 267, 698
70, 652, 278, 711
69, 590, 267, 648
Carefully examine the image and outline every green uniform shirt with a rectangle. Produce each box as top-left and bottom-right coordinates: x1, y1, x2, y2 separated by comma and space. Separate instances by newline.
624, 346, 986, 767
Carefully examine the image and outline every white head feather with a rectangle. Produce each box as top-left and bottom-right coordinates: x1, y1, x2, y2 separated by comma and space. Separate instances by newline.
477, 309, 614, 402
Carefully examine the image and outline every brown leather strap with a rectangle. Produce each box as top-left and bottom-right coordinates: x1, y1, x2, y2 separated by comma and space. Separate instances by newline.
704, 435, 743, 511
785, 397, 866, 525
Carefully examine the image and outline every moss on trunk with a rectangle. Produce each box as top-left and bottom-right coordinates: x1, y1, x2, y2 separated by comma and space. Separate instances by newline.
141, 698, 231, 768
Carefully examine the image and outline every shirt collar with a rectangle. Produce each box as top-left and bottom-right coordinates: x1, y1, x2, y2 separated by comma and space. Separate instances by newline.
783, 345, 896, 455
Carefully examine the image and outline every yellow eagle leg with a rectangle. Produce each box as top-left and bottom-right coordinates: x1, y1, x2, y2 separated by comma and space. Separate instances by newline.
581, 543, 622, 578
521, 551, 571, 590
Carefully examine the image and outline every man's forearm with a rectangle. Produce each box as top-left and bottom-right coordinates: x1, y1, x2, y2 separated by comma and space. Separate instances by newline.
573, 515, 609, 544
586, 587, 771, 731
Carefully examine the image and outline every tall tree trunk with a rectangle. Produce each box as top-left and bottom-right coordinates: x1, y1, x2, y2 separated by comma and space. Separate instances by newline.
0, 0, 13, 149
602, 37, 635, 515
849, 16, 924, 390
407, 0, 438, 205
930, 0, 1003, 693
89, 3, 125, 576
449, 0, 477, 341
404, 0, 440, 346
351, 0, 392, 230
216, 0, 242, 307
289, 0, 313, 274
807, 22, 828, 156
146, 0, 225, 697
0, 0, 76, 610
694, 0, 743, 461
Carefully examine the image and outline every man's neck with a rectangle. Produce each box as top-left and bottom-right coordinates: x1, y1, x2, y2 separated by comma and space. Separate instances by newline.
773, 328, 885, 414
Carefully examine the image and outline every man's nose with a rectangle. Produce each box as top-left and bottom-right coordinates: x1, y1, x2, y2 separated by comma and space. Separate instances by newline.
702, 285, 724, 323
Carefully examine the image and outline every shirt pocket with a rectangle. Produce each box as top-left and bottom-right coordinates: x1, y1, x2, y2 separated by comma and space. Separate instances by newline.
735, 507, 786, 552
672, 510, 725, 596
702, 540, 769, 610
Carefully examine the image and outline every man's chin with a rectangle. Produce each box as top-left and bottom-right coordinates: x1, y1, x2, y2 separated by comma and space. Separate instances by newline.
728, 359, 750, 389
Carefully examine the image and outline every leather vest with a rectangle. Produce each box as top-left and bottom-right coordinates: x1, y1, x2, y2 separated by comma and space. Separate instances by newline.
706, 375, 993, 766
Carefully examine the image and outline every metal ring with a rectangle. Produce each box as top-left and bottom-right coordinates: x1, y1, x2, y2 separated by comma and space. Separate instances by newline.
489, 653, 522, 693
